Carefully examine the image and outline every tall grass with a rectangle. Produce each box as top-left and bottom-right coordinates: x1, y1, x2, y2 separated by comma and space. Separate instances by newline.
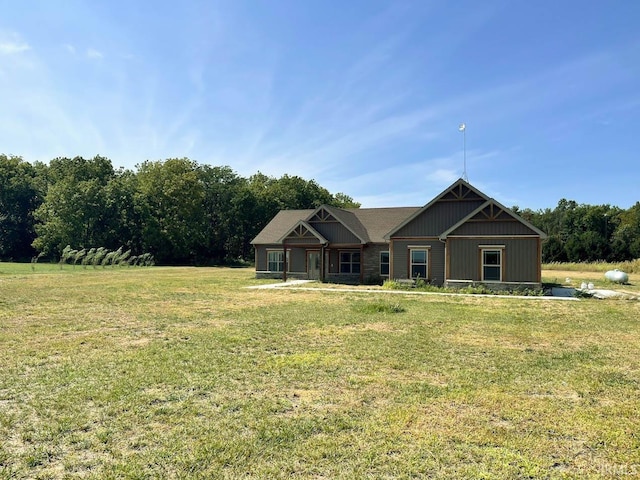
34, 246, 156, 270
544, 259, 640, 274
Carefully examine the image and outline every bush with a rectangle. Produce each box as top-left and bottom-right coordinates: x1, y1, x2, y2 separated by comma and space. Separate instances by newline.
354, 301, 406, 314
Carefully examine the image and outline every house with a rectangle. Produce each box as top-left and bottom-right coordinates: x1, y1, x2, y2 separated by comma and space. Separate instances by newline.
251, 178, 547, 289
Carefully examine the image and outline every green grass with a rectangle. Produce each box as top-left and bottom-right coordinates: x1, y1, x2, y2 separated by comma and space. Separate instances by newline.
0, 264, 639, 478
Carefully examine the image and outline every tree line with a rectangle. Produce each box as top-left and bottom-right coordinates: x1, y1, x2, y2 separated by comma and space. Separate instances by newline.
514, 199, 640, 263
0, 154, 359, 264
2, 153, 639, 265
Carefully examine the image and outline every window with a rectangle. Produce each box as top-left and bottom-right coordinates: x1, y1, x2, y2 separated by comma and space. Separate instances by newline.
267, 250, 288, 272
380, 251, 390, 276
340, 251, 361, 274
410, 249, 428, 279
482, 249, 502, 281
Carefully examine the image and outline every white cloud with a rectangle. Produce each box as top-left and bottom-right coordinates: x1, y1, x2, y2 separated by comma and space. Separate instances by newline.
0, 31, 30, 55
86, 48, 103, 59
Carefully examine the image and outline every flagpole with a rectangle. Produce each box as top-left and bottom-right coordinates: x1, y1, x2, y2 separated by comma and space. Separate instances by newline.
459, 123, 468, 181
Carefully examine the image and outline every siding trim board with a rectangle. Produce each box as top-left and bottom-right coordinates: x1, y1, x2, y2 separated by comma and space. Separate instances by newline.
446, 235, 541, 239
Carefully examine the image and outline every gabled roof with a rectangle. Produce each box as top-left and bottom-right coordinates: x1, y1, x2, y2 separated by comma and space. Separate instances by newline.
439, 199, 548, 240
277, 220, 328, 244
250, 205, 420, 245
384, 178, 489, 239
251, 178, 547, 246
250, 209, 314, 245
349, 207, 420, 243
307, 205, 370, 244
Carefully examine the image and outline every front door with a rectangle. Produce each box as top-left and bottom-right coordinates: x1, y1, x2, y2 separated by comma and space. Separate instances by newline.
307, 251, 321, 280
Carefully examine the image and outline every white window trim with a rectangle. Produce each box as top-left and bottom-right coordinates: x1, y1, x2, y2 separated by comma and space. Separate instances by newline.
266, 249, 289, 272
409, 247, 430, 280
480, 247, 504, 282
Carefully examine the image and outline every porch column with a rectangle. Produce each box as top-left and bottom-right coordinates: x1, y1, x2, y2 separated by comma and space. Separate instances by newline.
320, 244, 325, 282
282, 241, 287, 282
360, 244, 364, 284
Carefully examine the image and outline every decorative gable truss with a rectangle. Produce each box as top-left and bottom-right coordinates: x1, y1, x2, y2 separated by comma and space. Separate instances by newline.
439, 182, 486, 202
468, 202, 516, 222
308, 207, 339, 223
306, 205, 369, 245
440, 200, 547, 239
278, 221, 328, 245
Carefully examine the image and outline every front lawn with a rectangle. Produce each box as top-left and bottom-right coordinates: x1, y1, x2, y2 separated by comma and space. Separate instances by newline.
0, 265, 638, 478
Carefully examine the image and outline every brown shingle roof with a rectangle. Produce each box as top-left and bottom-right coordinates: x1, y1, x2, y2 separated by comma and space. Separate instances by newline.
350, 207, 420, 243
251, 206, 420, 245
250, 209, 314, 244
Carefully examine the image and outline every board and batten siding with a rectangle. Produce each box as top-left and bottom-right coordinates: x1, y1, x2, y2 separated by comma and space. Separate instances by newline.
254, 244, 271, 271
450, 220, 537, 236
254, 244, 310, 274
447, 238, 540, 283
393, 199, 485, 237
288, 247, 307, 273
390, 239, 445, 285
309, 222, 361, 244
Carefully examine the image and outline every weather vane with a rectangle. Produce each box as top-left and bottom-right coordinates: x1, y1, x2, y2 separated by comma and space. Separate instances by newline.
459, 123, 468, 182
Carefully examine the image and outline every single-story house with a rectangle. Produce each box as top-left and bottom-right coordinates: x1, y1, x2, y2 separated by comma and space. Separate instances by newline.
251, 178, 547, 289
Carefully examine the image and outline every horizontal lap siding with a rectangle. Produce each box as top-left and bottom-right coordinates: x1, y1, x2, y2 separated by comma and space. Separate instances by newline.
391, 239, 445, 285
448, 238, 539, 282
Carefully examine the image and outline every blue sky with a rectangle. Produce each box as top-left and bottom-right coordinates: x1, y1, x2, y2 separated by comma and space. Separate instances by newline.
1, 1, 639, 210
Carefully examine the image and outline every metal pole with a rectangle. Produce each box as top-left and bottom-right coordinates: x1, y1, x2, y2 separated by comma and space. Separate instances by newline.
463, 127, 467, 181
459, 123, 468, 182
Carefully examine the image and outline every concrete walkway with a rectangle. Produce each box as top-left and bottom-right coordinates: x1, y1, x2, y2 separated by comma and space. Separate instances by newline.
247, 281, 580, 300
552, 286, 639, 300
246, 279, 315, 289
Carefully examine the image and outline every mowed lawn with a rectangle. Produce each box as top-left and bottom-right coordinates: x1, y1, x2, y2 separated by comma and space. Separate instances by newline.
0, 265, 639, 479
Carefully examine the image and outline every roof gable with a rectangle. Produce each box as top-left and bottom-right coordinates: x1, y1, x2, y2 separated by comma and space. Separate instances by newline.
385, 178, 490, 239
278, 220, 328, 244
306, 205, 369, 244
252, 179, 547, 246
250, 209, 313, 245
440, 199, 548, 239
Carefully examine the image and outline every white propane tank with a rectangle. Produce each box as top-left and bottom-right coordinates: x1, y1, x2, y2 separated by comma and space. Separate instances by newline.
605, 269, 629, 284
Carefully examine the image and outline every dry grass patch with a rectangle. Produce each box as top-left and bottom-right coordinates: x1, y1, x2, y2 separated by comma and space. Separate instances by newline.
0, 264, 639, 478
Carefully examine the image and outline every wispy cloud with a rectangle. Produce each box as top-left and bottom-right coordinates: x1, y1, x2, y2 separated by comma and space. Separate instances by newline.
0, 31, 30, 55
86, 48, 103, 59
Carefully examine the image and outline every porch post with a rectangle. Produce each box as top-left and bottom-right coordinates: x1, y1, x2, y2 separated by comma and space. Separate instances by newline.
320, 244, 325, 282
360, 244, 364, 284
282, 241, 287, 282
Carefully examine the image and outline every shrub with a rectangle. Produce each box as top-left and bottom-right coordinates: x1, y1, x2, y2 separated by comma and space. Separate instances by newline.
354, 301, 406, 314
